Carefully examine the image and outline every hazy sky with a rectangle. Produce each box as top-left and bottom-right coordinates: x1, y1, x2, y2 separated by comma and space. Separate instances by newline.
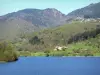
0, 0, 100, 16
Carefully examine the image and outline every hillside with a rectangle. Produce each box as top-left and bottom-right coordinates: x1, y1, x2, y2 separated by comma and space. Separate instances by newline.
14, 21, 99, 51
0, 8, 66, 27
67, 2, 100, 19
14, 21, 100, 56
1, 2, 100, 39
0, 8, 67, 39
0, 19, 100, 57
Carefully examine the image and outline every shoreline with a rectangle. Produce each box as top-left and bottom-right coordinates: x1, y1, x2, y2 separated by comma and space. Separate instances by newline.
20, 56, 100, 57
1, 56, 100, 62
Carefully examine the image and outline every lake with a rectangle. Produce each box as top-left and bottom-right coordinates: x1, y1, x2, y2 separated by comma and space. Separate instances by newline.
0, 57, 100, 75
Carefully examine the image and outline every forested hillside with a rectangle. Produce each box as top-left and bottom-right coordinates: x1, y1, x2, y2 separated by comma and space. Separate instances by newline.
28, 21, 100, 50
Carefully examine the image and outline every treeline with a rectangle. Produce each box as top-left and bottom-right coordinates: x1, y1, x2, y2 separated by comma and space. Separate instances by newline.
68, 25, 100, 44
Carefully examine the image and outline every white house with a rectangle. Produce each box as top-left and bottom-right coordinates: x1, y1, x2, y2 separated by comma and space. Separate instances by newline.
54, 46, 68, 51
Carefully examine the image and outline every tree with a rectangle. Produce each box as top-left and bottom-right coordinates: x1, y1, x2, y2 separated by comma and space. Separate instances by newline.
29, 36, 41, 45
0, 41, 18, 62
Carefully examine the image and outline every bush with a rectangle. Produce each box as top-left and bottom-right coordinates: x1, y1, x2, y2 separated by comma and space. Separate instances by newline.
0, 41, 18, 62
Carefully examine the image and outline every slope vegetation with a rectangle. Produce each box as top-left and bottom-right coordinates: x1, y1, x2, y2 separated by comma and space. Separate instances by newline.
28, 21, 100, 50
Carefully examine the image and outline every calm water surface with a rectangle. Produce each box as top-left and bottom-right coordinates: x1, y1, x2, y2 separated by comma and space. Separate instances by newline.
0, 57, 100, 75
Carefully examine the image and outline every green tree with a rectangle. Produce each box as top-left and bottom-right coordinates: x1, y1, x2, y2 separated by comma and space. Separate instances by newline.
0, 41, 18, 62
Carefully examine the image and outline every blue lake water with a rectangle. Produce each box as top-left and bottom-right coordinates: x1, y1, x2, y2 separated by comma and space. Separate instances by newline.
0, 57, 100, 75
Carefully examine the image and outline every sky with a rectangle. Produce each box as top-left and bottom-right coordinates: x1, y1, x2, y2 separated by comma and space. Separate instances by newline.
0, 0, 100, 16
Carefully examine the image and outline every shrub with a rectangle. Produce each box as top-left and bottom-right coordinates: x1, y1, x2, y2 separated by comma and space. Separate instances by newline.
0, 41, 18, 62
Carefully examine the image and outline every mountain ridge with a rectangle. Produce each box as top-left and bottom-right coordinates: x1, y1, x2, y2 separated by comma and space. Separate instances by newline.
0, 2, 100, 39
0, 8, 67, 39
0, 8, 67, 26
67, 2, 100, 19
